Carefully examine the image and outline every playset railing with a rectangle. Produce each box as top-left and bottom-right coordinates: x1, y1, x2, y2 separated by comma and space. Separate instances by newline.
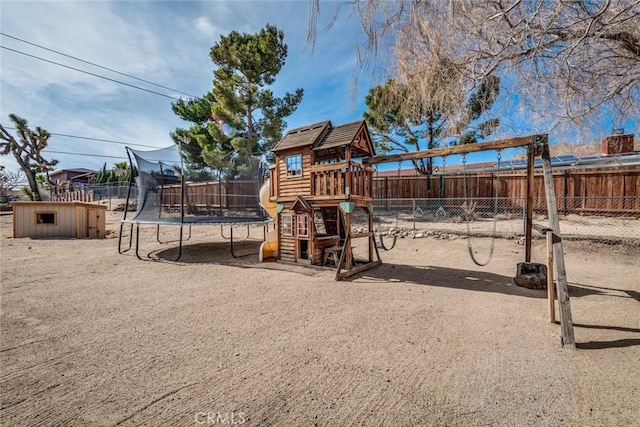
310, 162, 374, 198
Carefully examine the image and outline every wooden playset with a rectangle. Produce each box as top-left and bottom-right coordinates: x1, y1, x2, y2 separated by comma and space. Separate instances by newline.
265, 120, 381, 279
265, 123, 575, 347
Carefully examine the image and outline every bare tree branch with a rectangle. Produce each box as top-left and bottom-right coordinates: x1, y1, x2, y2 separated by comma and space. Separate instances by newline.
309, 0, 640, 128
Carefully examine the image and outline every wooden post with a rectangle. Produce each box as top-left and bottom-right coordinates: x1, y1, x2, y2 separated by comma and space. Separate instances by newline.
344, 212, 352, 270
540, 141, 575, 347
546, 230, 556, 323
525, 143, 535, 262
368, 206, 374, 262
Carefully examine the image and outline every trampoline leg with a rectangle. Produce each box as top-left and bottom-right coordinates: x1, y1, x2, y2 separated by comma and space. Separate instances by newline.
245, 224, 250, 239
174, 226, 184, 262
156, 224, 190, 245
135, 224, 144, 260
230, 227, 238, 258
220, 225, 228, 240
118, 223, 133, 254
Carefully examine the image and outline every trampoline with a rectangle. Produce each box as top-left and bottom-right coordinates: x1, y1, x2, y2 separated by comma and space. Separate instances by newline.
118, 145, 273, 261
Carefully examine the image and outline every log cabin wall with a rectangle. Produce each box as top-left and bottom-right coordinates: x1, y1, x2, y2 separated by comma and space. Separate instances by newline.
276, 147, 313, 201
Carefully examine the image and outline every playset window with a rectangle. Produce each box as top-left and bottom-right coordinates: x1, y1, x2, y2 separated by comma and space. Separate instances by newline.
281, 214, 293, 236
296, 214, 309, 238
313, 210, 326, 234
286, 155, 302, 177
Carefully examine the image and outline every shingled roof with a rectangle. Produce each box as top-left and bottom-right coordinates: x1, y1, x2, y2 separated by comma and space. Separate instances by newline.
313, 120, 365, 151
273, 119, 375, 158
272, 121, 330, 152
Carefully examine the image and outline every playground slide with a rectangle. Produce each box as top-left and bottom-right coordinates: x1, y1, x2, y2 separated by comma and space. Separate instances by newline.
259, 180, 278, 261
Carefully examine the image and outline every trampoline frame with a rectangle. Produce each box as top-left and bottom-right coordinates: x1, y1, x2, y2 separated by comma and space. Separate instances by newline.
117, 147, 273, 261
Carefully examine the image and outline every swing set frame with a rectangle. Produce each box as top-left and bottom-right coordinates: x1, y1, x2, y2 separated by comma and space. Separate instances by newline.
363, 134, 576, 348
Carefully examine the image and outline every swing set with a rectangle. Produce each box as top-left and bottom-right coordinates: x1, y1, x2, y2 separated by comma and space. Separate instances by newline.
364, 134, 576, 347
374, 148, 504, 268
414, 156, 447, 219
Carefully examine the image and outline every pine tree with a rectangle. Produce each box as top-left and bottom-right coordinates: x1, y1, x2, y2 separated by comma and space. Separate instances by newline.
172, 24, 303, 176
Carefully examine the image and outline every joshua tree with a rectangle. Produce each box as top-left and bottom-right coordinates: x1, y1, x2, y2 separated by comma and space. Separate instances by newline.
0, 115, 58, 201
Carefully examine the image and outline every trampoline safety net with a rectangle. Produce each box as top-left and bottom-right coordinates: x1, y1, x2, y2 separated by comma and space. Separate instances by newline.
122, 145, 270, 225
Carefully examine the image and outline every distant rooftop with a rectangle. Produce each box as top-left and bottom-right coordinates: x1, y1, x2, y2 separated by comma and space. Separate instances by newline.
50, 168, 97, 175
376, 148, 640, 176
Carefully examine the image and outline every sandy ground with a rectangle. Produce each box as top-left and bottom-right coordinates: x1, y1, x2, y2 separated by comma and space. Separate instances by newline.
1, 211, 639, 426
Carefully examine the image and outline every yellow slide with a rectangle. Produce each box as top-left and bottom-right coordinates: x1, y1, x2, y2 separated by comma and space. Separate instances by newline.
259, 180, 278, 261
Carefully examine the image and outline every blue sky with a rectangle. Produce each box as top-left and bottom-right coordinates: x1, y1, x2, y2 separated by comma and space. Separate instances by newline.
1, 1, 637, 177
0, 0, 374, 175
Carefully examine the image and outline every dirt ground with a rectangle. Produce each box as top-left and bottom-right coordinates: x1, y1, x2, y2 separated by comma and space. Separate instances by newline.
1, 211, 639, 426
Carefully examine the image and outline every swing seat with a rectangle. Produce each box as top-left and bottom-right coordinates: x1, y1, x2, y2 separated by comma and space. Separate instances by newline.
513, 262, 547, 289
414, 205, 446, 218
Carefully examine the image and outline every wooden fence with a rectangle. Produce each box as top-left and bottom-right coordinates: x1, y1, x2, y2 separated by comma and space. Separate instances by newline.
50, 169, 640, 216
374, 167, 640, 215
52, 190, 94, 203
161, 180, 260, 210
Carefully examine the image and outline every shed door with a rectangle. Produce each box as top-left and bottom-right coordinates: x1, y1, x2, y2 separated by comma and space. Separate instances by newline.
87, 209, 103, 238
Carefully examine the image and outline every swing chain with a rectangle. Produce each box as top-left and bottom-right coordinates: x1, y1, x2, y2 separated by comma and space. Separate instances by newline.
462, 151, 501, 267
462, 153, 468, 200
487, 149, 503, 254
378, 162, 401, 251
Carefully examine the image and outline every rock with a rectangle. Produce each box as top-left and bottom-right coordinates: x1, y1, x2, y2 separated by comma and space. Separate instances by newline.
513, 262, 547, 289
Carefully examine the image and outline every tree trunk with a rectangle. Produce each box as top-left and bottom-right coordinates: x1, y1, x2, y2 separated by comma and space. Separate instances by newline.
246, 104, 253, 146
24, 170, 41, 201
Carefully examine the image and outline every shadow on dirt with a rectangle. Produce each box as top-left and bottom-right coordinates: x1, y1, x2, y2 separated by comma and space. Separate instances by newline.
345, 262, 548, 299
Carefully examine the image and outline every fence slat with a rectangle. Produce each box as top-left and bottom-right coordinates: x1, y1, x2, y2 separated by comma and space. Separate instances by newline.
373, 168, 639, 216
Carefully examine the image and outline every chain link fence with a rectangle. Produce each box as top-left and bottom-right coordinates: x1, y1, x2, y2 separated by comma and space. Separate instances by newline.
53, 183, 639, 248
58, 183, 137, 211
91, 183, 136, 210
85, 183, 266, 218
371, 196, 640, 248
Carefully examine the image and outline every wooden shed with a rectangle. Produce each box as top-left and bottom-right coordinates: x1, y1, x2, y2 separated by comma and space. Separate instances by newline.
12, 202, 107, 239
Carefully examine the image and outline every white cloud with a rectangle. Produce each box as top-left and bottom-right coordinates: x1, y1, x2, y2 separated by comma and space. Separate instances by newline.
0, 1, 372, 174
194, 16, 217, 38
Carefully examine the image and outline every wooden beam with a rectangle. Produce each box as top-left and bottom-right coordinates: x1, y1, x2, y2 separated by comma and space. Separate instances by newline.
532, 223, 552, 235
531, 223, 558, 323
547, 231, 556, 324
364, 135, 545, 166
541, 143, 575, 348
336, 260, 383, 280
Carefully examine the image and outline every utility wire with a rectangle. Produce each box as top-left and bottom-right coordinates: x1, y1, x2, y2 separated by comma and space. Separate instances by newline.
1, 45, 182, 100
0, 32, 197, 98
46, 150, 181, 165
46, 150, 128, 160
3, 126, 166, 149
